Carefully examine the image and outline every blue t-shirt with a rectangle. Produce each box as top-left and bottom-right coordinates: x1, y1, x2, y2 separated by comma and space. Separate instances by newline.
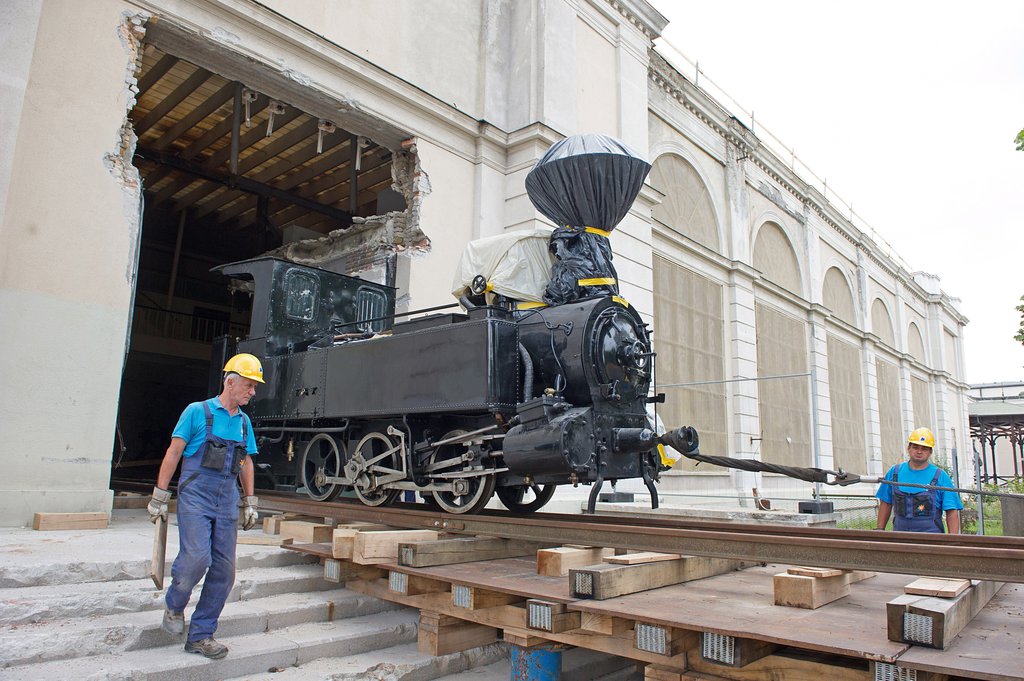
171, 397, 258, 458
875, 462, 963, 510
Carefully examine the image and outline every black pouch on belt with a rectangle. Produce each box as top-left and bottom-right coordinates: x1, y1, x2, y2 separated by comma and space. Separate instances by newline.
200, 440, 228, 471
230, 448, 245, 475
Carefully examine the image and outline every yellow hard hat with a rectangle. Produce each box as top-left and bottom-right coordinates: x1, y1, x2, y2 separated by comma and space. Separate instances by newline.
223, 353, 265, 383
908, 427, 935, 449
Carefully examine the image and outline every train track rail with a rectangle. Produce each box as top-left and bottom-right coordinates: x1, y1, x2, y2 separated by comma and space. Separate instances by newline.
112, 481, 1024, 583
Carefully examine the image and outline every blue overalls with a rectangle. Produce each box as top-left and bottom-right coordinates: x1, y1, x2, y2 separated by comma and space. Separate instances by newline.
166, 402, 249, 642
892, 466, 945, 533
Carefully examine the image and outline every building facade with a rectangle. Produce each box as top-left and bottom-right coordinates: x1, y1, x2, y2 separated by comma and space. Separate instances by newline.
0, 0, 970, 525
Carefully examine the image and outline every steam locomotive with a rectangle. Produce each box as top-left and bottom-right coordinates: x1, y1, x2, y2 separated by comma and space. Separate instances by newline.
214, 134, 693, 514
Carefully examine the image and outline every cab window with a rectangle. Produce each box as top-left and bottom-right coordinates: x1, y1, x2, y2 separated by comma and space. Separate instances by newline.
283, 269, 319, 321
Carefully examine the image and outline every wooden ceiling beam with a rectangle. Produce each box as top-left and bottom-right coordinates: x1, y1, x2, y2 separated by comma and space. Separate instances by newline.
136, 53, 178, 95
134, 66, 213, 137
151, 80, 235, 151
135, 147, 353, 225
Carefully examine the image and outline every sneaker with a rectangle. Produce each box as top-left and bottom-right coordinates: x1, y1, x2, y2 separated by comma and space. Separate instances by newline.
184, 637, 228, 659
161, 608, 184, 635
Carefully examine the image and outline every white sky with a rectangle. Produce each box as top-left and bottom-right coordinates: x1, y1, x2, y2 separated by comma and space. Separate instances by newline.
652, 1, 1024, 384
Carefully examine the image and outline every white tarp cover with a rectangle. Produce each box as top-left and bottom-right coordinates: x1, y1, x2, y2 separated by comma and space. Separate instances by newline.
451, 228, 555, 303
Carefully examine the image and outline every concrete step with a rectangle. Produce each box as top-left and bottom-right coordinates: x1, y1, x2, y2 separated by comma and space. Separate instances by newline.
0, 588, 406, 668
0, 542, 315, 589
225, 641, 508, 681
231, 641, 641, 681
0, 562, 333, 625
0, 611, 420, 681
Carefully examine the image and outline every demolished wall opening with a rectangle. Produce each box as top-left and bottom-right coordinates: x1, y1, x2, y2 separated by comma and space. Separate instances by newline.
112, 22, 429, 485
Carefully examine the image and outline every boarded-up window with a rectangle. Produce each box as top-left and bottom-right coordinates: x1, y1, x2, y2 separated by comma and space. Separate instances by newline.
907, 322, 926, 362
649, 154, 719, 251
876, 358, 903, 470
871, 299, 895, 347
822, 267, 856, 326
911, 375, 933, 438
944, 328, 960, 380
827, 335, 866, 472
653, 257, 727, 469
755, 303, 810, 468
753, 222, 801, 296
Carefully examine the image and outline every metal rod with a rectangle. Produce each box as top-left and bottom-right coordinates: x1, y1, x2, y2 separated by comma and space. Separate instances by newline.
657, 372, 811, 389
332, 302, 463, 330
230, 82, 242, 176
166, 209, 186, 308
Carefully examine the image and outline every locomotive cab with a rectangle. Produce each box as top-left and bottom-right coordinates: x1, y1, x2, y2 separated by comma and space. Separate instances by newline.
215, 256, 396, 358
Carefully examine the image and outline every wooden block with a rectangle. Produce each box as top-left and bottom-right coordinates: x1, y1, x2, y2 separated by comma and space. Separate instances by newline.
581, 612, 632, 635
526, 599, 581, 633
452, 583, 524, 610
352, 529, 440, 564
606, 552, 682, 565
888, 580, 1004, 649
644, 664, 688, 681
237, 535, 293, 547
263, 515, 282, 534
278, 520, 332, 543
700, 633, 778, 668
786, 566, 845, 578
399, 536, 545, 567
388, 570, 449, 596
502, 627, 551, 648
323, 558, 386, 584
634, 622, 687, 657
32, 512, 108, 531
904, 577, 972, 597
537, 546, 613, 576
844, 570, 876, 583
773, 572, 850, 609
688, 649, 869, 681
417, 610, 498, 655
572, 556, 751, 600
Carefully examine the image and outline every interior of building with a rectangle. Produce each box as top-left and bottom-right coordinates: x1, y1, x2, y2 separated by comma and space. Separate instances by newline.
112, 44, 406, 482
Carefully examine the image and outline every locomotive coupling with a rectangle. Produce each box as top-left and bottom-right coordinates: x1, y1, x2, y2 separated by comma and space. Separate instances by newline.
658, 426, 701, 454
612, 428, 659, 453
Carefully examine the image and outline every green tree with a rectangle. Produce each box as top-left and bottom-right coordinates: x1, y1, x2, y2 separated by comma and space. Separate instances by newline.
1017, 129, 1024, 152
1016, 296, 1024, 345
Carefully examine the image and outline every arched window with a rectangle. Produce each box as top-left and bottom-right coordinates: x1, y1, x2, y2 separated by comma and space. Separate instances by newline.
752, 222, 801, 296
822, 267, 856, 326
648, 154, 719, 251
870, 298, 895, 347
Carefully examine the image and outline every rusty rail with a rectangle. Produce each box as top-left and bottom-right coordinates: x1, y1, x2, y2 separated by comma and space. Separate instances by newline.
255, 492, 1024, 584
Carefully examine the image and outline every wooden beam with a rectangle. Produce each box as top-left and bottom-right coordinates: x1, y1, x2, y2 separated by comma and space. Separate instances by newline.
572, 556, 752, 600
887, 580, 1004, 649
417, 611, 498, 656
237, 535, 294, 547
278, 520, 333, 544
773, 571, 851, 609
537, 546, 613, 577
152, 81, 236, 151
134, 66, 213, 137
135, 53, 178, 96
32, 512, 108, 531
904, 577, 972, 598
351, 529, 440, 564
398, 536, 546, 567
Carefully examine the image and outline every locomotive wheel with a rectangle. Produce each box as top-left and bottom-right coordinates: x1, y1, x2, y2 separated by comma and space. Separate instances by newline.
496, 484, 556, 514
300, 434, 345, 502
429, 429, 496, 514
350, 431, 402, 507
433, 472, 496, 514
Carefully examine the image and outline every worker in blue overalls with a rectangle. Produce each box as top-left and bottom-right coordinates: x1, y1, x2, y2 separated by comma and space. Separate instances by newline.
875, 427, 962, 533
147, 353, 264, 659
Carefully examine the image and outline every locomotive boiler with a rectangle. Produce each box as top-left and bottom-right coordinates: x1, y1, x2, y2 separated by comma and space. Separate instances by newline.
214, 134, 694, 514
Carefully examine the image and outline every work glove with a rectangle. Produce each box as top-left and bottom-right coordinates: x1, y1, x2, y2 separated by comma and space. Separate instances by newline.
241, 496, 259, 531
148, 486, 171, 523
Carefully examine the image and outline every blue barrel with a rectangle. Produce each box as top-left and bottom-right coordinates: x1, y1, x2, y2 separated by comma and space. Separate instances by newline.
510, 644, 562, 681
